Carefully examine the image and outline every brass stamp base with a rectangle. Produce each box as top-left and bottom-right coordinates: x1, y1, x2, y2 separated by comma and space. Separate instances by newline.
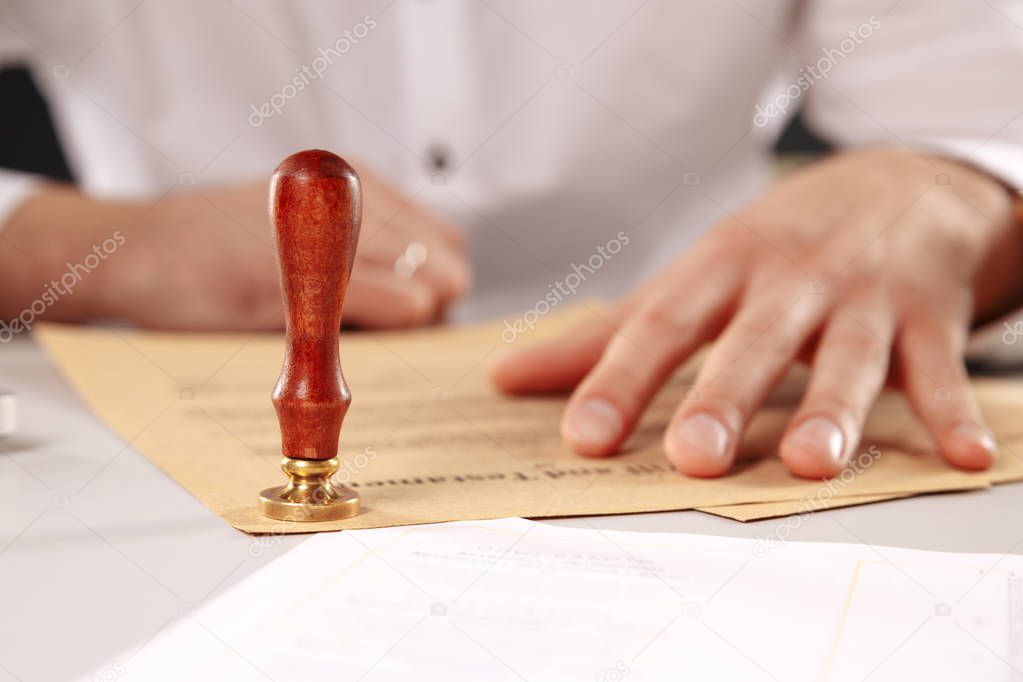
259, 456, 361, 522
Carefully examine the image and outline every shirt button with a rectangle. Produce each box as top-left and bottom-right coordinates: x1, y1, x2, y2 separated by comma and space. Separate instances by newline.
427, 144, 451, 172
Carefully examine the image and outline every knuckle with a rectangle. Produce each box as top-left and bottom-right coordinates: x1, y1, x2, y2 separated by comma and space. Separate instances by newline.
800, 394, 861, 422
916, 397, 968, 426
425, 218, 466, 248
902, 316, 964, 356
736, 319, 797, 363
446, 260, 473, 296
840, 329, 890, 367
676, 393, 746, 429
728, 315, 771, 343
426, 269, 470, 302
445, 227, 467, 249
633, 302, 698, 346
580, 365, 644, 415
396, 286, 437, 327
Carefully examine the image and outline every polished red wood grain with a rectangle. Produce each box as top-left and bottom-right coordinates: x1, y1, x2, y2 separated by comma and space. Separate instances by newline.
270, 150, 362, 461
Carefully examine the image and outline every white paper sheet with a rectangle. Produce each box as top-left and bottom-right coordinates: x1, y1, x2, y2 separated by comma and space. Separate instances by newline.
93, 519, 1023, 682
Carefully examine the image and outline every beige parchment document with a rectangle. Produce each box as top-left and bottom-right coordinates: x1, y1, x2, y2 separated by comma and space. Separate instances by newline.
695, 493, 912, 522
35, 308, 1023, 534
699, 394, 1023, 522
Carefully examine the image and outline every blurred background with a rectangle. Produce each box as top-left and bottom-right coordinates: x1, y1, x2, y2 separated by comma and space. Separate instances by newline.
0, 62, 831, 184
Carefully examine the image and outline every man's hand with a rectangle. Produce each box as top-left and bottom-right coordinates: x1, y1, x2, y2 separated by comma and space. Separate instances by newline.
490, 148, 1021, 479
0, 163, 470, 331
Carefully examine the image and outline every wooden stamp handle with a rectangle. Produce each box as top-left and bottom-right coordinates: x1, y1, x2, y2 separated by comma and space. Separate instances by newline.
270, 150, 361, 461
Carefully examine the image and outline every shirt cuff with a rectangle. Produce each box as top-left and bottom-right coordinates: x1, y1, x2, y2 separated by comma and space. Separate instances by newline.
910, 137, 1023, 192
0, 169, 42, 231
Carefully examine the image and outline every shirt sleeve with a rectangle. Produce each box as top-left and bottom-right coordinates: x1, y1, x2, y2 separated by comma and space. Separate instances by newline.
0, 169, 42, 229
794, 0, 1023, 189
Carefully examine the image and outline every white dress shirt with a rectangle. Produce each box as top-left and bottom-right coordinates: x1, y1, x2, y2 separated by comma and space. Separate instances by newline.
1, 0, 1021, 321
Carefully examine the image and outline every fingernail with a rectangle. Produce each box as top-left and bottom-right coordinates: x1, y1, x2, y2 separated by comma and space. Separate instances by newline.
565, 398, 623, 449
671, 413, 731, 465
786, 417, 846, 465
951, 421, 997, 460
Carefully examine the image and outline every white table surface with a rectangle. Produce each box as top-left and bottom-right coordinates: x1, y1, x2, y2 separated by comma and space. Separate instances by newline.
1, 333, 1021, 682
